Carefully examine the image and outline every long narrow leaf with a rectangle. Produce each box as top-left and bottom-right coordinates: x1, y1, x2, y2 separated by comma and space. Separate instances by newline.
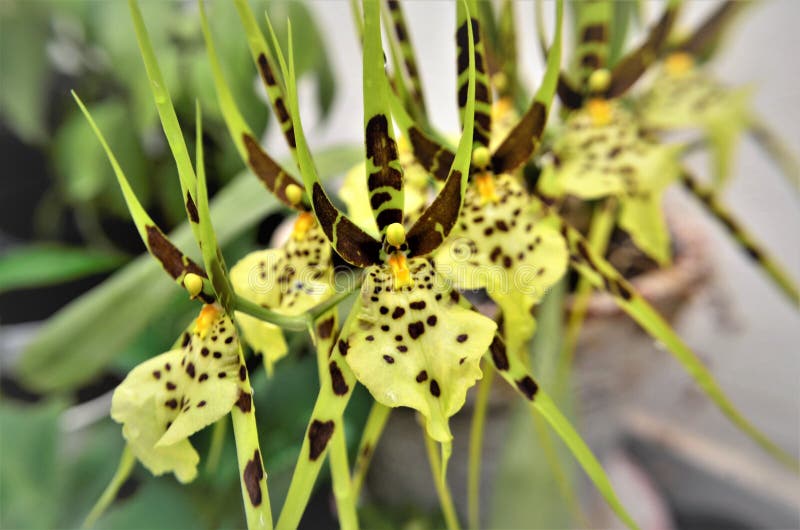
0, 245, 125, 294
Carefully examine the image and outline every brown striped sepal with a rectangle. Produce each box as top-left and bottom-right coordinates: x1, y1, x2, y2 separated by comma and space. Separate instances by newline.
456, 4, 492, 151
242, 134, 308, 211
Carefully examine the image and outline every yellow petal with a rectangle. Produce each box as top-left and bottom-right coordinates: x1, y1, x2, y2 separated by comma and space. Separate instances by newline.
340, 259, 496, 442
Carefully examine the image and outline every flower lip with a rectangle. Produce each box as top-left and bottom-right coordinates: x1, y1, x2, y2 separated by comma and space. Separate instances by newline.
475, 173, 499, 205
388, 252, 412, 289
194, 304, 221, 338
291, 212, 316, 241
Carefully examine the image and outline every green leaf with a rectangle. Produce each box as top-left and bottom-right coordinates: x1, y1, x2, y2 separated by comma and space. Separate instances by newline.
0, 4, 50, 143
0, 244, 126, 294
53, 100, 148, 208
0, 400, 65, 529
16, 146, 362, 393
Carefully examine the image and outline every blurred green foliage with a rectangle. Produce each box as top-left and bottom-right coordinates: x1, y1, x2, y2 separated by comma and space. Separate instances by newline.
0, 0, 336, 281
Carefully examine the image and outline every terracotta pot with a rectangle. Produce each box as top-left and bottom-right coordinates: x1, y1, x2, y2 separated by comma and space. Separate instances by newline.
363, 211, 714, 521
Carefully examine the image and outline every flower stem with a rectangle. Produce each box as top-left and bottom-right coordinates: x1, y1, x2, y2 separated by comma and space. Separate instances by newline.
423, 431, 461, 530
351, 402, 392, 498
82, 445, 136, 529
231, 346, 273, 530
205, 418, 228, 475
467, 363, 495, 530
558, 198, 617, 383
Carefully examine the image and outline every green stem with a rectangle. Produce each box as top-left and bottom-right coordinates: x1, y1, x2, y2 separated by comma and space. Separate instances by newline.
82, 445, 136, 528
680, 170, 799, 305
467, 363, 495, 530
351, 402, 392, 498
329, 428, 359, 530
205, 417, 228, 475
558, 199, 617, 381
277, 312, 358, 530
748, 116, 800, 195
231, 346, 273, 530
530, 409, 586, 527
423, 430, 461, 530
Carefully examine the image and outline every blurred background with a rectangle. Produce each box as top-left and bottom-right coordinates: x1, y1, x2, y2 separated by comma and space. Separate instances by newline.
1, 1, 798, 529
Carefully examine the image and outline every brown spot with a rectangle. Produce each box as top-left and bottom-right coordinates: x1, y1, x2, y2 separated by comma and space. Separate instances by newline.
308, 419, 335, 461
185, 362, 196, 379
165, 399, 178, 409
166, 382, 176, 391
235, 390, 252, 413
146, 225, 204, 281
375, 208, 403, 229
582, 24, 606, 43
256, 54, 276, 85
615, 279, 633, 301
200, 347, 209, 357
426, 315, 438, 326
409, 300, 426, 310
408, 321, 425, 339
180, 334, 190, 347
274, 98, 290, 123
370, 191, 392, 210
392, 307, 406, 319
489, 336, 509, 371
456, 334, 468, 343
243, 449, 264, 506
185, 192, 199, 223
152, 370, 161, 380
239, 365, 247, 381
338, 339, 349, 356
416, 370, 428, 383
383, 354, 395, 364
197, 400, 206, 408
329, 361, 349, 395
429, 379, 441, 397
515, 376, 539, 400
198, 373, 208, 382
317, 317, 335, 340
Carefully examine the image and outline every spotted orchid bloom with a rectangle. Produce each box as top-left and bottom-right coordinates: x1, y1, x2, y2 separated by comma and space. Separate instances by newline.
111, 304, 247, 482
375, 0, 570, 361
635, 1, 755, 187
539, 99, 681, 265
230, 212, 334, 372
277, 1, 497, 445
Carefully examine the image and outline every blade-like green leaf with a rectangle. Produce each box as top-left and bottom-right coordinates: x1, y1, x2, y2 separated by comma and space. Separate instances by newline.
16, 146, 362, 393
0, 245, 125, 294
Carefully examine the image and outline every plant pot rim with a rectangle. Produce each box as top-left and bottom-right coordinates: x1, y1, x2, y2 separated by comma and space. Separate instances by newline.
573, 211, 714, 318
